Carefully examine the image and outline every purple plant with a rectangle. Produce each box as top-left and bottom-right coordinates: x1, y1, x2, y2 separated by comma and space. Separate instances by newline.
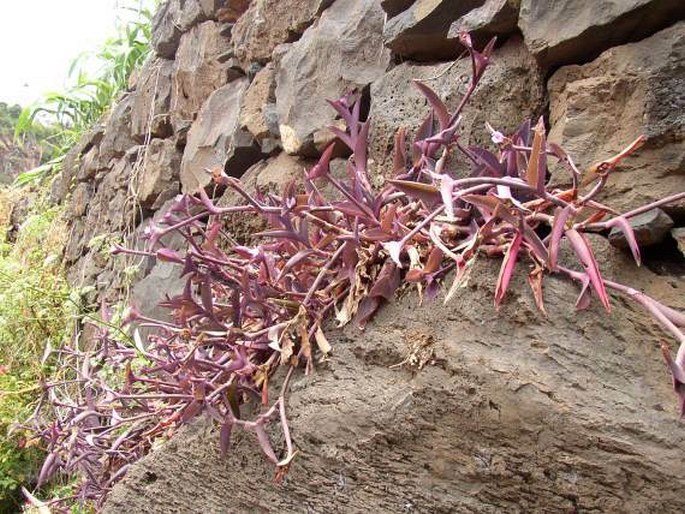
23, 32, 685, 510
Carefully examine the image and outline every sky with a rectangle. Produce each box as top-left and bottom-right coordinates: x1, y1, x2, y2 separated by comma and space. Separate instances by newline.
0, 0, 156, 107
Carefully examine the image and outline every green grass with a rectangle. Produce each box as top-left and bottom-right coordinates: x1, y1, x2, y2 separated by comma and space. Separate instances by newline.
0, 190, 74, 512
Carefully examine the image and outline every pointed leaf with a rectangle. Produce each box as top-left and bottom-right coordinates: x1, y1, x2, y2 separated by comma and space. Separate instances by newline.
548, 205, 574, 270
494, 230, 523, 309
393, 127, 407, 175
308, 143, 335, 180
606, 216, 641, 266
526, 116, 546, 193
527, 266, 546, 314
566, 229, 611, 311
369, 261, 400, 300
444, 256, 474, 304
414, 80, 450, 130
254, 425, 278, 464
388, 179, 441, 206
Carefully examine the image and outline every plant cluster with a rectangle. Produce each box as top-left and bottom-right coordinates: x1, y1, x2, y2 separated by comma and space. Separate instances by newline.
0, 191, 74, 512
0, 103, 57, 186
13, 2, 154, 186
23, 34, 685, 510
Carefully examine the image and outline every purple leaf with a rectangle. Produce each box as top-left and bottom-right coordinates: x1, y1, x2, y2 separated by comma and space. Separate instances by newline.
605, 216, 641, 266
308, 143, 336, 180
356, 296, 381, 329
494, 230, 523, 309
388, 179, 441, 207
548, 205, 574, 271
661, 343, 685, 418
566, 229, 611, 311
393, 127, 407, 175
369, 261, 401, 300
254, 425, 278, 464
413, 80, 450, 130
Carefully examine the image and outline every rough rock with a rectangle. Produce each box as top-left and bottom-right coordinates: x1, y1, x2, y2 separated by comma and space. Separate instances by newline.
105, 239, 685, 513
70, 183, 92, 218
447, 0, 520, 46
55, 125, 105, 202
369, 36, 544, 178
131, 58, 174, 141
239, 63, 277, 142
518, 0, 685, 69
231, 0, 333, 66
131, 260, 185, 326
136, 139, 182, 210
170, 21, 233, 135
152, 0, 210, 59
99, 94, 138, 167
384, 0, 485, 61
180, 78, 251, 192
671, 227, 685, 258
219, 151, 310, 204
548, 22, 685, 214
275, 0, 390, 156
76, 146, 103, 183
216, 152, 312, 243
216, 0, 251, 22
608, 208, 674, 249
64, 219, 86, 264
129, 199, 187, 326
199, 0, 229, 18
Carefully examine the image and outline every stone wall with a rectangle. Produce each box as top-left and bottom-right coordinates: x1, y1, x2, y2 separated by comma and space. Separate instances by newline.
48, 2, 685, 508
55, 0, 684, 312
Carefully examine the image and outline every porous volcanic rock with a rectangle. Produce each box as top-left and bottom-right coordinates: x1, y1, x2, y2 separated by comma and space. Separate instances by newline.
275, 0, 390, 156
232, 0, 334, 66
384, 0, 486, 61
548, 21, 685, 214
447, 0, 520, 47
518, 0, 685, 68
368, 35, 544, 178
216, 152, 313, 243
104, 238, 685, 513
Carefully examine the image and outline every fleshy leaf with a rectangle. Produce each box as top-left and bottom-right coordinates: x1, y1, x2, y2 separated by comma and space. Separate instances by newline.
526, 116, 547, 193
308, 143, 335, 180
527, 265, 546, 314
389, 179, 441, 206
414, 80, 450, 130
548, 205, 574, 271
566, 229, 611, 311
605, 216, 641, 266
494, 230, 523, 309
393, 127, 407, 175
